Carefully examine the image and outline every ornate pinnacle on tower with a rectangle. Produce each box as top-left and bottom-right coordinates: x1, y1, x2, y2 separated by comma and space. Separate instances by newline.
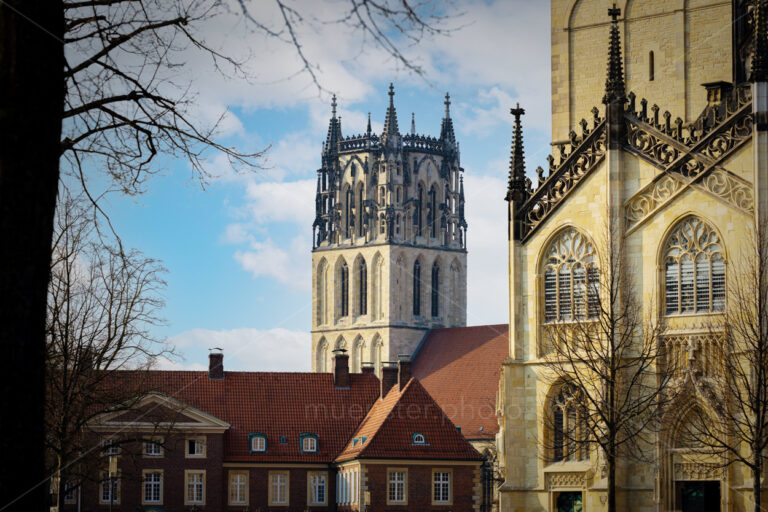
753, 0, 768, 82
382, 83, 399, 141
603, 4, 626, 104
366, 112, 372, 136
506, 103, 527, 202
331, 94, 337, 118
440, 92, 457, 146
324, 94, 342, 155
411, 113, 416, 135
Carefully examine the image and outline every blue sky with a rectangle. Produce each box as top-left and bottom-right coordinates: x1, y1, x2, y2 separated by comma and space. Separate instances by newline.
101, 0, 553, 371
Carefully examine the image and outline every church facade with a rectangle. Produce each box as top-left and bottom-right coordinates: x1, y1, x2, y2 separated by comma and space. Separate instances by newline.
498, 1, 766, 511
311, 86, 468, 374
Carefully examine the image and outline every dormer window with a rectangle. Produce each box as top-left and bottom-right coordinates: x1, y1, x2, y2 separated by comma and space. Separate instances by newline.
413, 433, 426, 445
301, 434, 318, 453
249, 433, 267, 453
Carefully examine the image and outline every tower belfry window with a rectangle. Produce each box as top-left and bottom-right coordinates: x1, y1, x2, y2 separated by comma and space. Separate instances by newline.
428, 186, 437, 238
340, 262, 349, 317
413, 260, 422, 316
416, 184, 424, 236
431, 262, 440, 317
358, 259, 367, 316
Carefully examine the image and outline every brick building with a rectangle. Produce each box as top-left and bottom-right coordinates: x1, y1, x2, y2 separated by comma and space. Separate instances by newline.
64, 350, 483, 511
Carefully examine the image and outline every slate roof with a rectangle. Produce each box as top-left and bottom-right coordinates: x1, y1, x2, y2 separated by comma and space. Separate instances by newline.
122, 371, 380, 463
412, 324, 509, 440
336, 378, 482, 462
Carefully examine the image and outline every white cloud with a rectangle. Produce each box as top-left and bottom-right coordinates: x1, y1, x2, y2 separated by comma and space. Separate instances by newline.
242, 179, 316, 225
234, 236, 311, 290
158, 327, 311, 372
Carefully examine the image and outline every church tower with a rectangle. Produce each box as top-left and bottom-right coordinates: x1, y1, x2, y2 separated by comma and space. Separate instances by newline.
311, 84, 467, 374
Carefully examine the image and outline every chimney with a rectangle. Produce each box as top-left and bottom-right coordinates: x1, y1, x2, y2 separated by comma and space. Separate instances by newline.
333, 349, 350, 388
398, 354, 412, 389
361, 362, 375, 375
208, 348, 224, 380
380, 362, 398, 398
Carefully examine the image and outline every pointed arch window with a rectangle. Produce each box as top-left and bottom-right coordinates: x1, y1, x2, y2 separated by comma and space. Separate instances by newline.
416, 184, 424, 236
358, 186, 365, 237
316, 261, 328, 326
663, 217, 725, 315
649, 51, 655, 81
358, 259, 367, 316
431, 262, 440, 318
543, 229, 599, 323
428, 186, 437, 238
345, 188, 353, 238
340, 262, 349, 317
413, 260, 422, 316
551, 385, 588, 462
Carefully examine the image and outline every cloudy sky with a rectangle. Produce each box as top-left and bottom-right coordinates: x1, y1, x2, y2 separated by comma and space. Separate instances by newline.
104, 0, 552, 372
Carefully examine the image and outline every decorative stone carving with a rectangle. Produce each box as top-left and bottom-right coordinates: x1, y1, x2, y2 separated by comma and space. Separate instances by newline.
674, 462, 722, 481
696, 168, 754, 213
546, 471, 586, 490
626, 175, 684, 226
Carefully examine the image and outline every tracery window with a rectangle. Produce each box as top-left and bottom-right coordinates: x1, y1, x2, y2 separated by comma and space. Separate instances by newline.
428, 185, 437, 238
345, 188, 353, 238
663, 217, 725, 315
416, 184, 424, 236
340, 262, 349, 317
358, 186, 365, 237
543, 229, 599, 323
431, 262, 440, 318
358, 259, 367, 315
551, 385, 588, 462
413, 260, 422, 316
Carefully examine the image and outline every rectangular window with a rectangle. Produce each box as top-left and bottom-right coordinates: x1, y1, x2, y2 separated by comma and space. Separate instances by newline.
269, 471, 289, 506
143, 439, 162, 457
63, 483, 76, 504
185, 470, 205, 505
142, 471, 162, 504
433, 470, 451, 504
99, 473, 120, 504
186, 437, 206, 458
229, 470, 248, 506
251, 435, 266, 452
387, 469, 407, 504
102, 438, 120, 456
302, 436, 317, 452
308, 471, 327, 505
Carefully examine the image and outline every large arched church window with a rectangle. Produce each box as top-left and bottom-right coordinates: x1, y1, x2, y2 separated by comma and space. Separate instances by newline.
339, 261, 349, 317
550, 384, 588, 462
431, 262, 440, 318
428, 185, 437, 238
316, 260, 327, 325
416, 184, 424, 236
542, 228, 599, 323
663, 217, 725, 315
358, 258, 367, 316
345, 187, 353, 238
413, 260, 422, 316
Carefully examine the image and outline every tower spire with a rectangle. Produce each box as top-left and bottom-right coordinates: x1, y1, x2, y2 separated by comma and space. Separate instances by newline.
366, 112, 372, 136
603, 4, 625, 105
411, 113, 416, 135
324, 94, 342, 154
440, 92, 456, 146
382, 83, 400, 143
505, 103, 526, 202
753, 0, 768, 82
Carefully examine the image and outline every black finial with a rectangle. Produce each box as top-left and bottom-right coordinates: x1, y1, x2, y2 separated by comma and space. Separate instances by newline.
444, 92, 451, 117
331, 94, 337, 118
389, 82, 395, 101
506, 103, 527, 202
411, 112, 416, 135
603, 4, 626, 104
366, 112, 372, 136
753, 0, 768, 82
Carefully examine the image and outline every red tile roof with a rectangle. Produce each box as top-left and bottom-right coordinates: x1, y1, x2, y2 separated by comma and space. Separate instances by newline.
412, 324, 509, 440
125, 371, 380, 463
336, 378, 482, 462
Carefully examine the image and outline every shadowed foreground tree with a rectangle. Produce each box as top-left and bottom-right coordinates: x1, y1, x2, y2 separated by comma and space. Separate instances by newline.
46, 193, 173, 509
1, 1, 455, 507
676, 227, 768, 512
540, 222, 671, 512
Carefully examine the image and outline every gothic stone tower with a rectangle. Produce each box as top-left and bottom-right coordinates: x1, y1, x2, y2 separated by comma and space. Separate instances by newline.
311, 85, 467, 374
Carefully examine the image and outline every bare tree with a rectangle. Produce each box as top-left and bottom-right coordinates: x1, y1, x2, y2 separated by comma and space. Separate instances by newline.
673, 226, 768, 512
45, 191, 174, 508
1, 1, 455, 507
540, 221, 671, 512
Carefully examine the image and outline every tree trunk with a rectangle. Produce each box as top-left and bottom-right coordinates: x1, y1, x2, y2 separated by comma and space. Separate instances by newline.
0, 1, 63, 509
754, 457, 762, 512
608, 451, 616, 512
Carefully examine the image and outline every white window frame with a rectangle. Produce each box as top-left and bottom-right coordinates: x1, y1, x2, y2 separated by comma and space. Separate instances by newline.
185, 437, 206, 458
101, 438, 120, 457
143, 438, 163, 457
308, 471, 327, 506
99, 472, 120, 505
251, 434, 266, 452
142, 470, 163, 505
184, 470, 205, 505
432, 469, 452, 505
302, 435, 317, 453
228, 470, 248, 506
269, 470, 289, 506
387, 468, 407, 505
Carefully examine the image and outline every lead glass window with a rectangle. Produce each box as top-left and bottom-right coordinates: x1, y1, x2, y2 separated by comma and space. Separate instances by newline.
543, 229, 599, 322
664, 217, 725, 315
551, 385, 588, 462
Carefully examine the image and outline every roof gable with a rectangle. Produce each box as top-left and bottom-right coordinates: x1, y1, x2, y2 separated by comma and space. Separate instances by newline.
337, 378, 481, 462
